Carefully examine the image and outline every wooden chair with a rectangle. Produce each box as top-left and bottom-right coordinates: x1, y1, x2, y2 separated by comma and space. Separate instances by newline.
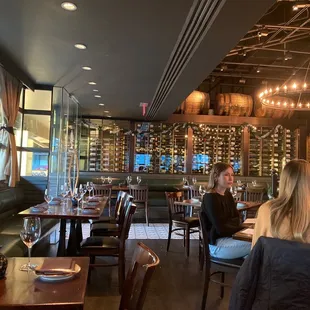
90, 194, 133, 237
92, 190, 127, 225
129, 184, 149, 226
80, 203, 136, 294
189, 185, 200, 199
119, 242, 160, 310
165, 191, 199, 257
245, 187, 264, 202
93, 184, 113, 215
199, 212, 243, 310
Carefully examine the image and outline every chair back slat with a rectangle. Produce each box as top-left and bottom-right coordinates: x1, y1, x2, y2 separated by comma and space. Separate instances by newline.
165, 192, 185, 221
189, 185, 200, 199
114, 191, 128, 220
119, 242, 160, 310
245, 188, 264, 202
93, 184, 112, 199
120, 201, 136, 246
129, 185, 148, 203
118, 194, 134, 225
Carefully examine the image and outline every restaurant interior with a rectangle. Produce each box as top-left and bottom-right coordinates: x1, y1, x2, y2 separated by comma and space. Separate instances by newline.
0, 0, 310, 309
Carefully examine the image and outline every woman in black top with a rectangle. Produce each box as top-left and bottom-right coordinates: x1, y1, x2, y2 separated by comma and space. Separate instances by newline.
201, 163, 251, 259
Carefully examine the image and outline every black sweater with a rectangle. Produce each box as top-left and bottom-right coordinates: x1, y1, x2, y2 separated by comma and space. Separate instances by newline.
201, 191, 241, 245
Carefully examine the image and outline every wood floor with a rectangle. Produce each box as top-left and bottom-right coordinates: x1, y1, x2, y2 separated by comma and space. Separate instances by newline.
35, 238, 234, 310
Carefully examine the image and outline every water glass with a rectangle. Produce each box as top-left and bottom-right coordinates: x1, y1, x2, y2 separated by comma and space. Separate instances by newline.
199, 185, 206, 196
86, 182, 93, 197
137, 176, 142, 184
237, 179, 242, 187
252, 180, 257, 187
100, 176, 106, 184
182, 177, 188, 186
44, 189, 53, 205
126, 175, 132, 185
107, 176, 112, 184
192, 177, 197, 185
20, 217, 41, 271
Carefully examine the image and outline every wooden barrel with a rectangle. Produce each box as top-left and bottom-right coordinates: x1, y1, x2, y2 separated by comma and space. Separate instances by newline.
180, 91, 210, 115
254, 96, 294, 119
215, 93, 253, 116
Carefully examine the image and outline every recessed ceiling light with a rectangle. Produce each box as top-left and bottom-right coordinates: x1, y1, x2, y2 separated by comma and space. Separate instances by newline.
74, 43, 87, 50
107, 115, 112, 118
94, 95, 101, 98
88, 82, 96, 85
82, 66, 92, 71
61, 2, 77, 11
93, 89, 98, 92
104, 110, 109, 113
99, 103, 104, 106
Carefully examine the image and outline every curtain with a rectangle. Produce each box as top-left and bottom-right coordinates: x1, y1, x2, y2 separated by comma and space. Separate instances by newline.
0, 67, 22, 187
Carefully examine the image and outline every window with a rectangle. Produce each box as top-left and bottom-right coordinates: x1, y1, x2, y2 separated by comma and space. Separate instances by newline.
24, 90, 51, 110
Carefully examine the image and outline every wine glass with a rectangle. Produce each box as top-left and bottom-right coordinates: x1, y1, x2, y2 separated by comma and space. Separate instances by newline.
137, 176, 142, 184
126, 175, 132, 185
20, 217, 41, 271
252, 180, 257, 187
86, 182, 93, 198
231, 186, 237, 198
237, 179, 242, 187
73, 188, 83, 209
199, 185, 206, 196
182, 177, 188, 186
100, 176, 106, 184
107, 176, 112, 184
44, 189, 53, 204
192, 177, 197, 185
60, 184, 67, 199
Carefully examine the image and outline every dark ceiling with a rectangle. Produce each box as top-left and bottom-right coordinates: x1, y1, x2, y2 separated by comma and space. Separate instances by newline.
0, 0, 275, 120
205, 1, 310, 90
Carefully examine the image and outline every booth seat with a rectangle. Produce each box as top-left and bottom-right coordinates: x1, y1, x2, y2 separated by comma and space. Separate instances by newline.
0, 187, 58, 257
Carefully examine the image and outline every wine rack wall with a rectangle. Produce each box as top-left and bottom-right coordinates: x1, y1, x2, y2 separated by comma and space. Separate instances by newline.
249, 127, 298, 176
79, 119, 302, 175
134, 123, 187, 173
192, 125, 242, 175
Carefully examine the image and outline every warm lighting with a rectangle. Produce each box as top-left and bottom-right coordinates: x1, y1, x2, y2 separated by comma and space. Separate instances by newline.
276, 86, 279, 91
103, 110, 109, 113
74, 43, 87, 50
61, 2, 77, 11
94, 95, 101, 98
284, 85, 287, 91
292, 83, 297, 89
304, 83, 307, 88
82, 66, 92, 71
284, 102, 287, 107
88, 82, 96, 85
107, 115, 112, 118
99, 103, 104, 106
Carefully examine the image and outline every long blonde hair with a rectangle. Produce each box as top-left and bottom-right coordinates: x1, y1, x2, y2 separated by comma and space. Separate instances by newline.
270, 159, 310, 242
207, 162, 233, 192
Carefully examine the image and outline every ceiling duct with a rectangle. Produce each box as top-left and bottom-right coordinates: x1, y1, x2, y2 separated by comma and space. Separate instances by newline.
145, 0, 225, 119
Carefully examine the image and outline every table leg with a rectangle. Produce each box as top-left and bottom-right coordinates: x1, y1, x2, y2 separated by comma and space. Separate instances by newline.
67, 219, 77, 256
57, 219, 67, 257
76, 220, 83, 252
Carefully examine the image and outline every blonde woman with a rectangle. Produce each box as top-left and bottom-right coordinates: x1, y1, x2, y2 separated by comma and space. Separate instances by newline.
252, 159, 310, 247
201, 162, 251, 259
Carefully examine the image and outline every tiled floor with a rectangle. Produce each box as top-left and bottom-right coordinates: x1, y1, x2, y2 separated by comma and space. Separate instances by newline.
76, 223, 200, 240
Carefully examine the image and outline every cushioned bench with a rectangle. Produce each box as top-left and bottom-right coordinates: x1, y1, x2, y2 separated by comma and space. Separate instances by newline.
0, 187, 58, 257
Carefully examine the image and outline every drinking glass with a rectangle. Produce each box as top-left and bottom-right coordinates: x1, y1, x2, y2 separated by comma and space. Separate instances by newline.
20, 217, 41, 271
86, 182, 93, 197
60, 184, 67, 199
107, 176, 112, 184
231, 186, 237, 197
126, 175, 132, 185
137, 176, 142, 184
192, 177, 197, 185
252, 180, 257, 187
100, 176, 106, 184
199, 185, 206, 196
74, 188, 83, 209
44, 189, 53, 204
182, 177, 188, 186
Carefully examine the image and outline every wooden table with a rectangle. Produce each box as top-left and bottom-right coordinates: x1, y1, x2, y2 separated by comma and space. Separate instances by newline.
18, 198, 107, 256
174, 199, 201, 209
0, 257, 89, 309
233, 227, 254, 242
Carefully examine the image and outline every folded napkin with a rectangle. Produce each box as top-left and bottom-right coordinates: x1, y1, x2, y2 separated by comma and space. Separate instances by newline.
35, 258, 75, 275
31, 202, 48, 212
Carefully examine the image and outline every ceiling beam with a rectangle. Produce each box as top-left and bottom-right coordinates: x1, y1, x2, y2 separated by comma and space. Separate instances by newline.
211, 71, 287, 80
255, 23, 310, 31
222, 61, 309, 70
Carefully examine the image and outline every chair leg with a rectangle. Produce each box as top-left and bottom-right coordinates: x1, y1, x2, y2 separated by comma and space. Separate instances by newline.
167, 224, 172, 252
145, 202, 149, 226
220, 272, 225, 299
118, 255, 125, 295
186, 227, 190, 257
201, 263, 210, 310
183, 229, 186, 247
199, 243, 204, 271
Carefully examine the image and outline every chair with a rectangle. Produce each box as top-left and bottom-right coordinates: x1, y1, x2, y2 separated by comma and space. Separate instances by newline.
119, 242, 160, 310
90, 194, 133, 237
199, 212, 243, 310
189, 185, 200, 199
245, 187, 264, 202
129, 184, 149, 226
93, 184, 113, 215
92, 190, 127, 225
80, 203, 136, 294
165, 191, 199, 257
